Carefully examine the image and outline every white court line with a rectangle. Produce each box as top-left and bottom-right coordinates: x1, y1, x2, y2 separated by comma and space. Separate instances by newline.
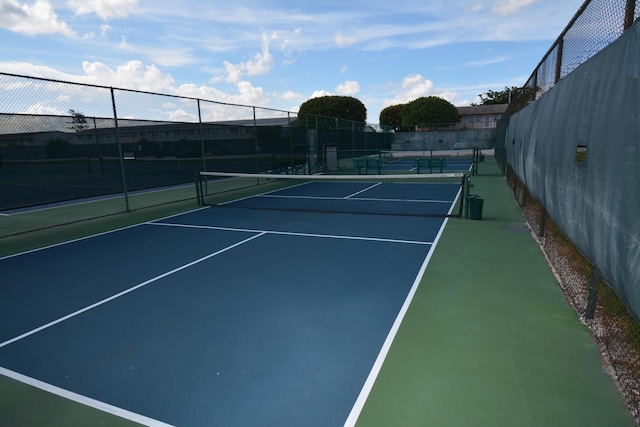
0, 183, 194, 216
343, 186, 462, 426
147, 221, 432, 246
0, 206, 210, 261
259, 194, 453, 204
344, 182, 383, 199
0, 366, 174, 427
0, 232, 266, 349
347, 196, 452, 204
217, 180, 311, 206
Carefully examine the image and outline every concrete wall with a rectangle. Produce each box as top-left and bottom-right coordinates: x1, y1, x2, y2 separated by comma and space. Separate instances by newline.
391, 128, 495, 151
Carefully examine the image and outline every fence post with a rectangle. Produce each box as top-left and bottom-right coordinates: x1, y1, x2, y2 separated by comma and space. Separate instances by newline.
253, 106, 259, 173
538, 209, 547, 241
110, 87, 130, 212
288, 112, 294, 170
197, 99, 206, 172
585, 267, 601, 320
624, 0, 636, 31
555, 38, 564, 84
92, 116, 101, 159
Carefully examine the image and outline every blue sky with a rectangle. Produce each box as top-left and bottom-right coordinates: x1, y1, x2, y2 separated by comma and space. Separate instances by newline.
0, 0, 585, 123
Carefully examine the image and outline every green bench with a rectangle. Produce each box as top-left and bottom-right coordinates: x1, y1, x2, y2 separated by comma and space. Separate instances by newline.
353, 157, 383, 174
414, 157, 447, 173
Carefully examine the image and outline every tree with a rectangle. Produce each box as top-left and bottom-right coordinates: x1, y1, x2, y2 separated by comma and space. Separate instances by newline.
401, 96, 459, 129
472, 86, 521, 105
67, 109, 89, 133
379, 104, 405, 131
297, 96, 367, 127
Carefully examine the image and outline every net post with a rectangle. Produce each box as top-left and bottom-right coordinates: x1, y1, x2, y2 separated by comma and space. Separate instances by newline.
463, 173, 470, 218
197, 99, 207, 172
472, 147, 475, 175
474, 147, 480, 175
195, 172, 202, 206
472, 147, 478, 176
458, 173, 466, 217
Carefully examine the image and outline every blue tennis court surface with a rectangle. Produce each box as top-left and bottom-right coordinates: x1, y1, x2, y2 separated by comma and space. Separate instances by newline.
0, 179, 457, 426
223, 180, 463, 216
382, 156, 473, 173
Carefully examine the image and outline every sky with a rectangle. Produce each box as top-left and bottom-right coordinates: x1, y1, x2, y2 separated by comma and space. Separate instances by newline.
0, 0, 586, 124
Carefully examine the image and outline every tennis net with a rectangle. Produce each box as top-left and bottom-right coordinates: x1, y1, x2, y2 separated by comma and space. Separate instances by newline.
197, 171, 468, 217
378, 150, 476, 174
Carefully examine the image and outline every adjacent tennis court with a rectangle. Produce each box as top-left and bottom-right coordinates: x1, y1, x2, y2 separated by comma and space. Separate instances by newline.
379, 151, 475, 174
0, 173, 462, 426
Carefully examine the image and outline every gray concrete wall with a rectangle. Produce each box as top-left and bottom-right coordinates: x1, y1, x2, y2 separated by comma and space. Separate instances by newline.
391, 128, 495, 151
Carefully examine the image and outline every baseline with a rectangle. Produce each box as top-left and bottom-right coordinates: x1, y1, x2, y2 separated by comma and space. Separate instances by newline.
0, 367, 173, 427
0, 206, 209, 261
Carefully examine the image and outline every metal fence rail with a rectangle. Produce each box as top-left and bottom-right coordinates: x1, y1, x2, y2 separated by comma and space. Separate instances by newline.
0, 73, 392, 237
496, 0, 639, 168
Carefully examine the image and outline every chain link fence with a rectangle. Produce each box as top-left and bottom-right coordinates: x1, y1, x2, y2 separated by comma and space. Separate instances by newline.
0, 73, 392, 237
496, 0, 639, 168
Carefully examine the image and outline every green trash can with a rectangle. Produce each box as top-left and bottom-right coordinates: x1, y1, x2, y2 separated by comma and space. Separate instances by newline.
468, 194, 484, 220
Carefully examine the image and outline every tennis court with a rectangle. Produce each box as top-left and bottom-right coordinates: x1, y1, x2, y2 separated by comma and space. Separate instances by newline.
0, 173, 463, 426
378, 150, 476, 174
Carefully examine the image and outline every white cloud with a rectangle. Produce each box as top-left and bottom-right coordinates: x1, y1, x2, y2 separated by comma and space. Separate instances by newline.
223, 32, 274, 83
340, 65, 348, 73
311, 90, 331, 98
100, 24, 111, 37
148, 49, 197, 67
335, 80, 360, 96
280, 90, 302, 101
25, 101, 65, 115
0, 0, 75, 37
175, 81, 270, 121
464, 55, 509, 67
0, 59, 275, 121
166, 109, 196, 122
118, 35, 131, 49
117, 35, 197, 67
11, 57, 272, 112
492, 0, 539, 16
67, 0, 139, 20
81, 60, 175, 92
382, 74, 465, 108
335, 32, 357, 47
436, 91, 460, 104
236, 81, 270, 106
306, 80, 360, 100
0, 60, 72, 80
223, 61, 243, 84
399, 74, 435, 98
